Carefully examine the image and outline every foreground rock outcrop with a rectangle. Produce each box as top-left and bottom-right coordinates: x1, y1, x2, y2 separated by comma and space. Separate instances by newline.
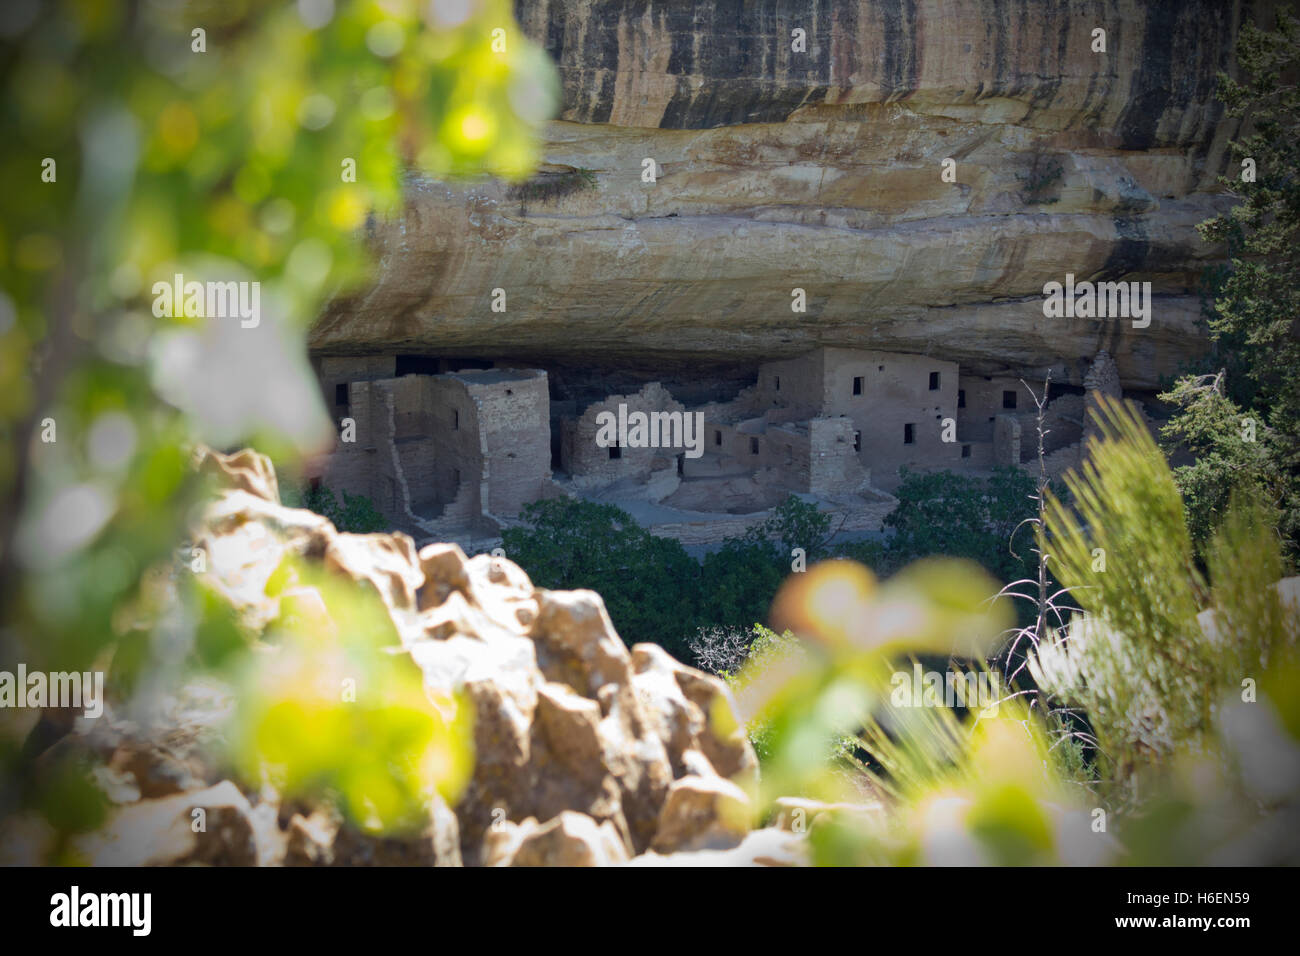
4, 447, 761, 866
310, 0, 1268, 388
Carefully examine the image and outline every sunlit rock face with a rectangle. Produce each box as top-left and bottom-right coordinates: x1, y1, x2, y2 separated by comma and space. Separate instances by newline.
310, 0, 1257, 388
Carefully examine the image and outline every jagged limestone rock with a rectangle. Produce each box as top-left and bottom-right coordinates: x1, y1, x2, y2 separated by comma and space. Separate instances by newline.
183, 447, 761, 865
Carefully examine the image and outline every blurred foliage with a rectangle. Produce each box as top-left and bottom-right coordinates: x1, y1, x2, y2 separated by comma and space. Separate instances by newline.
732, 557, 1013, 807
736, 395, 1300, 864
698, 496, 836, 634
1035, 398, 1208, 765
706, 624, 799, 759
233, 557, 472, 833
1032, 397, 1292, 791
0, 0, 556, 846
811, 700, 1102, 866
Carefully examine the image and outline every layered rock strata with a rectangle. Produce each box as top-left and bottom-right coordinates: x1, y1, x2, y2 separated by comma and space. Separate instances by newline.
310, 0, 1260, 388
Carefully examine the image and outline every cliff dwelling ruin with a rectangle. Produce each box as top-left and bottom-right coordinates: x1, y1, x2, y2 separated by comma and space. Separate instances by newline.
296, 0, 1241, 552
307, 347, 1131, 547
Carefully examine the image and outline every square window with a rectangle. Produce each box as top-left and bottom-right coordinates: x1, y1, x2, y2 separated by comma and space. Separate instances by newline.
609, 445, 621, 460
1002, 390, 1018, 409
958, 389, 966, 409
335, 383, 349, 406
904, 423, 915, 445
852, 376, 864, 396
929, 371, 940, 390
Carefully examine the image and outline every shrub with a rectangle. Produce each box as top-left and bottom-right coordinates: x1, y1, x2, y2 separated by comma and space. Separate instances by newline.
285, 484, 389, 534
883, 467, 1039, 585
500, 498, 702, 661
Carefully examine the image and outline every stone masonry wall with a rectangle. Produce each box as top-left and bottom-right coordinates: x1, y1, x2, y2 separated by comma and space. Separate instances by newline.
562, 383, 686, 487
462, 369, 552, 516
820, 347, 961, 486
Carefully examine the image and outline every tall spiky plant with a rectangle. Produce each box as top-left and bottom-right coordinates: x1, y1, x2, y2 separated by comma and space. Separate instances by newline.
1031, 395, 1290, 790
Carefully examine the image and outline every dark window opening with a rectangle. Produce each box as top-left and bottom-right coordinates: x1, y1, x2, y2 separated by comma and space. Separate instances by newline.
958, 389, 966, 409
961, 444, 971, 459
774, 376, 780, 391
335, 383, 349, 406
929, 371, 941, 391
677, 455, 684, 476
609, 444, 621, 460
853, 431, 861, 452
309, 476, 322, 492
505, 388, 513, 396
852, 376, 864, 396
904, 424, 915, 445
1002, 390, 1018, 410
714, 430, 722, 446
750, 437, 760, 455
446, 358, 492, 372
395, 354, 439, 376
1048, 382, 1086, 401
452, 409, 459, 430
878, 365, 885, 371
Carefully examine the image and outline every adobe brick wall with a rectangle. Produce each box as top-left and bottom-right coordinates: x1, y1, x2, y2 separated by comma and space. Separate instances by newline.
310, 347, 1137, 531
806, 416, 871, 494
316, 366, 552, 530
993, 414, 1022, 467
317, 355, 397, 417
460, 368, 551, 515
957, 375, 1038, 444
319, 380, 396, 512
561, 382, 686, 486
819, 347, 962, 487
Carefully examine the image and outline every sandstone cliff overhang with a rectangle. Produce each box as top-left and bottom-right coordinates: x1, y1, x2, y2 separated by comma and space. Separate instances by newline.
310, 1, 1255, 388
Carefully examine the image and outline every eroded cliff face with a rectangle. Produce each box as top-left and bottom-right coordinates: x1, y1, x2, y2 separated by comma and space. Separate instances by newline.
310, 0, 1259, 389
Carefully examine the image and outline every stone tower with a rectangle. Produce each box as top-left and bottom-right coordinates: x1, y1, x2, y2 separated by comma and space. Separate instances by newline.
1082, 350, 1122, 446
